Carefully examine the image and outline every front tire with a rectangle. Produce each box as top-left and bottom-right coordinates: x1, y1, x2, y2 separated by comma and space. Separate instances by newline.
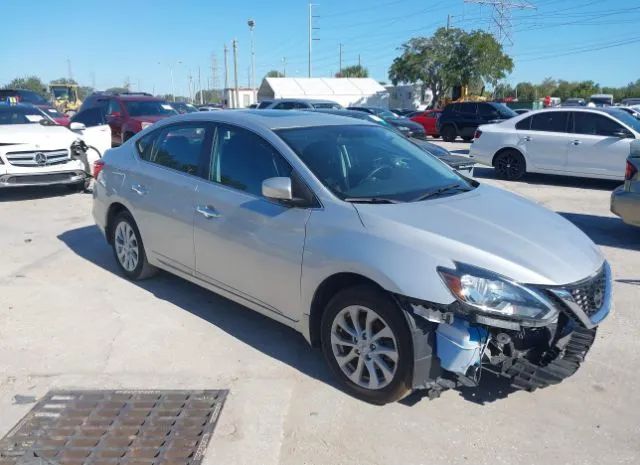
111, 211, 157, 280
321, 285, 413, 404
494, 149, 526, 180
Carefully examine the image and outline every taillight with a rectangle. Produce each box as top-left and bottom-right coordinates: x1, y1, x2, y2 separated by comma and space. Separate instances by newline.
93, 159, 105, 179
625, 160, 638, 181
474, 130, 482, 139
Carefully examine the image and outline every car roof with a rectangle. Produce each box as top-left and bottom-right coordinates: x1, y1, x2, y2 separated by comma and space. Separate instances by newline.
271, 98, 338, 104
153, 109, 376, 130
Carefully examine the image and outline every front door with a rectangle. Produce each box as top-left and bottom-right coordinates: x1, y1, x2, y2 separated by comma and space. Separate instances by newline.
517, 111, 571, 172
193, 123, 310, 321
105, 98, 124, 146
126, 122, 212, 274
566, 111, 632, 179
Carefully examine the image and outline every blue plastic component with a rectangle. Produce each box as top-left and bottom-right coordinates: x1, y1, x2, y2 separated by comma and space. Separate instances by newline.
436, 317, 488, 376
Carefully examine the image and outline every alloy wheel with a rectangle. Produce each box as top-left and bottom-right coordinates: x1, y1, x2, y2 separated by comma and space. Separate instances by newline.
114, 221, 140, 272
330, 305, 399, 390
496, 153, 524, 180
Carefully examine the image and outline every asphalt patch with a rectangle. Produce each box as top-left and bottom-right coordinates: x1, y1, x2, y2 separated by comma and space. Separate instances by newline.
0, 390, 227, 465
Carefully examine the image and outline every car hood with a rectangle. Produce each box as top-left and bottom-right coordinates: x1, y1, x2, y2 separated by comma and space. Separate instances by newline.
353, 183, 603, 286
0, 124, 76, 148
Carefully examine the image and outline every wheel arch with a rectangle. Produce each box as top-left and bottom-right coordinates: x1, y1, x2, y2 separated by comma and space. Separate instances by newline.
491, 146, 525, 166
308, 272, 386, 347
105, 202, 132, 244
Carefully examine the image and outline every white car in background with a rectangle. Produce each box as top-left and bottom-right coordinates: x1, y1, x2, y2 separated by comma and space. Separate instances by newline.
0, 103, 111, 190
469, 107, 640, 181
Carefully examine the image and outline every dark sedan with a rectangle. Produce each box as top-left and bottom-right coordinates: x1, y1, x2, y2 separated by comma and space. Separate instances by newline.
347, 106, 427, 139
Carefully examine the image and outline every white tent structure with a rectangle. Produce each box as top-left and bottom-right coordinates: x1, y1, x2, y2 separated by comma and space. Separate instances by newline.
257, 78, 389, 108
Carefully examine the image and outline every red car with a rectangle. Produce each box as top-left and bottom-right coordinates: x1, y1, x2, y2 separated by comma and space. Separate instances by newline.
0, 89, 70, 126
79, 92, 177, 146
410, 109, 442, 138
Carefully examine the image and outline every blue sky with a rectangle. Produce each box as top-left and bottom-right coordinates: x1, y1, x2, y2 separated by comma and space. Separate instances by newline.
1, 0, 639, 95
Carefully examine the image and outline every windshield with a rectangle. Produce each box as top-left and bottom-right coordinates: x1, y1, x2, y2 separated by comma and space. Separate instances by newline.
377, 109, 399, 118
52, 88, 70, 99
0, 106, 49, 124
0, 90, 48, 105
312, 102, 342, 109
490, 103, 518, 118
124, 100, 177, 117
590, 96, 613, 106
606, 109, 640, 132
277, 125, 471, 202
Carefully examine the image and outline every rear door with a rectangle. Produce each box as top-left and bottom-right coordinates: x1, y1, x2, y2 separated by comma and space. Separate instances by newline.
457, 102, 478, 138
516, 111, 571, 172
105, 98, 124, 145
126, 122, 213, 274
566, 112, 633, 178
192, 123, 310, 321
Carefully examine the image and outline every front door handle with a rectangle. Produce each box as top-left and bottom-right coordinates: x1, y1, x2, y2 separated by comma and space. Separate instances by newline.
571, 139, 581, 146
196, 205, 221, 219
523, 136, 533, 142
131, 184, 148, 196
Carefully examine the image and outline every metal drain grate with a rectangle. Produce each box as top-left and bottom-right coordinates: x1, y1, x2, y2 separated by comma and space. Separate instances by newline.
0, 390, 228, 465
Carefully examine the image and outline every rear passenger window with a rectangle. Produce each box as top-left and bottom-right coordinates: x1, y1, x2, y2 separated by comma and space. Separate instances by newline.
136, 131, 156, 161
530, 112, 568, 133
459, 103, 477, 115
144, 124, 210, 176
515, 116, 532, 130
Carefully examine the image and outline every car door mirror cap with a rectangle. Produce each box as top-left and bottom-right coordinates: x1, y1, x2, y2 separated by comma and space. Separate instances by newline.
69, 122, 86, 131
262, 177, 294, 201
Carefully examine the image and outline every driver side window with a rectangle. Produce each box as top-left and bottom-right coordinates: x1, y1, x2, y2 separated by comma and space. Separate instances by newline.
107, 99, 122, 115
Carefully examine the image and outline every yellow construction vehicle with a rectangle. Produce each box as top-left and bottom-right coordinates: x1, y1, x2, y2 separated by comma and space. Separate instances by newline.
50, 84, 82, 115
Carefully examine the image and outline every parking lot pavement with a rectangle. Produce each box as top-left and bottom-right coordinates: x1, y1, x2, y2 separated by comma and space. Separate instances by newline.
1, 162, 639, 465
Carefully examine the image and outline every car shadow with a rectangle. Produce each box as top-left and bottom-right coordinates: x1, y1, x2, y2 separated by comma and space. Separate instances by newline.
473, 167, 622, 192
58, 225, 546, 407
0, 185, 81, 202
558, 212, 640, 251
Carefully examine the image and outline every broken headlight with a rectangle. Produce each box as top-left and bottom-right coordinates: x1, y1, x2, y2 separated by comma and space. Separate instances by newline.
438, 263, 558, 323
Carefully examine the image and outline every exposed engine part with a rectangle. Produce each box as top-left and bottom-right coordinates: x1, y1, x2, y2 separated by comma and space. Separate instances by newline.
410, 303, 454, 324
435, 317, 488, 387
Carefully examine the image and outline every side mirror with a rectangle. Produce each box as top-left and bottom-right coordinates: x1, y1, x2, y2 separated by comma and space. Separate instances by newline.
69, 122, 86, 131
612, 129, 633, 139
262, 177, 293, 201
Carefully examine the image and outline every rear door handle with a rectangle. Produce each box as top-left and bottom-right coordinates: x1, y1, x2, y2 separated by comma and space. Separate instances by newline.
523, 136, 533, 142
196, 205, 221, 219
131, 184, 148, 196
571, 139, 581, 145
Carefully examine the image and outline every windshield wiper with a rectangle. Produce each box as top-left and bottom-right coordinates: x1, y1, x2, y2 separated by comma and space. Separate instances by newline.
412, 183, 470, 202
343, 197, 400, 204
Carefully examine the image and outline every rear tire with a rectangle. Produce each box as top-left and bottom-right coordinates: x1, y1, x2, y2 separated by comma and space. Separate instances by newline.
462, 136, 473, 142
441, 125, 457, 142
494, 149, 526, 181
320, 285, 413, 404
111, 211, 157, 280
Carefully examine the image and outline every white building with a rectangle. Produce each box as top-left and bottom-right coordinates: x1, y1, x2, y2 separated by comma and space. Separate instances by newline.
385, 84, 433, 110
224, 88, 257, 109
257, 77, 389, 108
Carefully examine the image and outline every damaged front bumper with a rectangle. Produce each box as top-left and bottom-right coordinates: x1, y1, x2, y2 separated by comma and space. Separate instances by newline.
401, 263, 611, 395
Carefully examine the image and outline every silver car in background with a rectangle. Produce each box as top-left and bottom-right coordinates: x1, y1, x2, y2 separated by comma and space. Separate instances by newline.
92, 110, 611, 404
611, 141, 640, 227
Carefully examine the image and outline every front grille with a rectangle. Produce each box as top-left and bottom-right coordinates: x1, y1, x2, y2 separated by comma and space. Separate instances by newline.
5, 149, 69, 167
563, 266, 607, 317
1, 172, 82, 185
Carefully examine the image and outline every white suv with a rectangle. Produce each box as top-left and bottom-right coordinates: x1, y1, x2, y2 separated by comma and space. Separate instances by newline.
0, 104, 110, 189
469, 107, 640, 181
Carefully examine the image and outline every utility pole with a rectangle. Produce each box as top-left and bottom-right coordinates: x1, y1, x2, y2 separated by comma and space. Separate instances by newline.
464, 0, 536, 45
232, 39, 239, 108
90, 72, 96, 89
338, 43, 343, 76
447, 14, 452, 29
308, 3, 319, 77
67, 58, 73, 81
198, 66, 202, 104
358, 54, 361, 67
223, 44, 229, 90
282, 57, 287, 77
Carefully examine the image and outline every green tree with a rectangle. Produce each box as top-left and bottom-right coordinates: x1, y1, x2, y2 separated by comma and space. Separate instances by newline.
389, 27, 512, 107
105, 87, 128, 94
265, 70, 284, 78
2, 76, 48, 95
515, 82, 536, 101
536, 77, 557, 98
336, 65, 369, 78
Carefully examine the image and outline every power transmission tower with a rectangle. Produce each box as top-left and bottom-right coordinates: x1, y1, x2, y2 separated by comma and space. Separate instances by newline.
464, 0, 535, 45
308, 3, 320, 77
232, 39, 239, 108
211, 52, 219, 92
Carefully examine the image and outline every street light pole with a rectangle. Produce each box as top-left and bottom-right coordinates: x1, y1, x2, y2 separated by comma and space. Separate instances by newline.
248, 19, 256, 102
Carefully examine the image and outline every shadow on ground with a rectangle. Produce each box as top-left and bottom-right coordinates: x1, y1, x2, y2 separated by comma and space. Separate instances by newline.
559, 212, 640, 251
0, 185, 79, 202
58, 225, 541, 406
473, 167, 622, 192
